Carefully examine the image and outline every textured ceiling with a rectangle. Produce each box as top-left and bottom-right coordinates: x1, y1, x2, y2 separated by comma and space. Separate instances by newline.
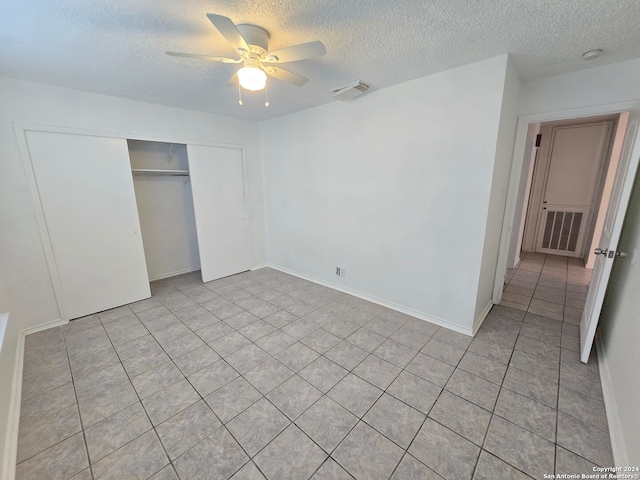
1, 0, 640, 121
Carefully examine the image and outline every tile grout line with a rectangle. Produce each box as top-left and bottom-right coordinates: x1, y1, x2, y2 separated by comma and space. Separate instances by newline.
62, 327, 96, 480
117, 301, 566, 478
137, 274, 390, 478
96, 307, 175, 477
21, 264, 604, 480
503, 253, 609, 471
127, 278, 288, 477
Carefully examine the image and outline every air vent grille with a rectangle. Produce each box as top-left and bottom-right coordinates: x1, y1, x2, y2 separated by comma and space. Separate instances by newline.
541, 211, 583, 252
330, 81, 370, 101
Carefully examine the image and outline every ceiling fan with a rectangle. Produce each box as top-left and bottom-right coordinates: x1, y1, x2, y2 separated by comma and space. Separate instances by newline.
166, 14, 326, 97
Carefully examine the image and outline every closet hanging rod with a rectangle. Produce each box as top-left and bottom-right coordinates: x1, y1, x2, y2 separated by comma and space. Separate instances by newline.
131, 169, 189, 177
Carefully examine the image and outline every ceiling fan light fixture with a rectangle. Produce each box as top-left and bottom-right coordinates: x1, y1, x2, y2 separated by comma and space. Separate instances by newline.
238, 65, 267, 91
168, 14, 326, 97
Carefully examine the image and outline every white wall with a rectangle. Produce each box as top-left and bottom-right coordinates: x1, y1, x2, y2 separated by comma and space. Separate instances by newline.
473, 58, 521, 328
598, 167, 640, 467
128, 141, 201, 280
507, 122, 540, 267
519, 57, 640, 115
261, 55, 512, 333
0, 76, 266, 475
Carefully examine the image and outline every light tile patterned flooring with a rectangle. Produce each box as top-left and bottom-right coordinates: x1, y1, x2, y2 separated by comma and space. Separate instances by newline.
17, 266, 612, 480
502, 251, 592, 324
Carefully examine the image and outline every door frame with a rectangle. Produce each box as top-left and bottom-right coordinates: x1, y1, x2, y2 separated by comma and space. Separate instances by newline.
493, 100, 638, 305
14, 122, 255, 320
530, 120, 615, 259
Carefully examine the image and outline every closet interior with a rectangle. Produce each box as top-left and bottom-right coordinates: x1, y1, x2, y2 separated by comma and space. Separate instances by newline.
128, 140, 200, 282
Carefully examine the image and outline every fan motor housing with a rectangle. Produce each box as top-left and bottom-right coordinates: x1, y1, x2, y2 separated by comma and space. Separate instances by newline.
237, 24, 270, 54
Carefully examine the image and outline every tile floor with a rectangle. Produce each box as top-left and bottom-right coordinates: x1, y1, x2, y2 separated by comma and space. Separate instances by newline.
16, 266, 613, 480
502, 251, 592, 324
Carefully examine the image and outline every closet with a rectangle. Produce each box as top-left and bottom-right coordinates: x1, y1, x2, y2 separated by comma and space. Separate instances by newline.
128, 141, 200, 281
22, 129, 252, 321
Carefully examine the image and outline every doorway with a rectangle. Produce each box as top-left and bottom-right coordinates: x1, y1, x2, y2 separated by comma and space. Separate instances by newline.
493, 101, 640, 363
501, 113, 627, 322
522, 116, 618, 261
501, 252, 592, 332
515, 114, 627, 269
500, 114, 624, 316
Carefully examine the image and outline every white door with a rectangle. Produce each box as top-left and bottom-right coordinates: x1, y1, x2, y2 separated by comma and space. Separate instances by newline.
25, 131, 150, 320
187, 145, 252, 282
581, 108, 640, 363
535, 122, 612, 257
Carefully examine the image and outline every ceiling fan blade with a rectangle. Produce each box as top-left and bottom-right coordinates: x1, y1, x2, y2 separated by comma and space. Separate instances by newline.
265, 67, 309, 86
264, 41, 326, 63
206, 14, 248, 52
165, 51, 241, 63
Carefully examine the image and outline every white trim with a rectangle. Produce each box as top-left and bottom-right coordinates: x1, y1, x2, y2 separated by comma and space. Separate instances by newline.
515, 101, 638, 126
2, 318, 66, 480
493, 100, 639, 305
14, 126, 67, 320
595, 330, 627, 467
0, 314, 7, 352
251, 263, 268, 271
268, 263, 474, 336
1, 331, 23, 480
21, 319, 68, 336
512, 253, 521, 270
472, 301, 494, 335
12, 122, 246, 151
148, 267, 200, 282
239, 146, 256, 269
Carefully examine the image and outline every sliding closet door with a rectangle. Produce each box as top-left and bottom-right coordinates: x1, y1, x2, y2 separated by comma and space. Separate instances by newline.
187, 145, 252, 282
25, 131, 150, 319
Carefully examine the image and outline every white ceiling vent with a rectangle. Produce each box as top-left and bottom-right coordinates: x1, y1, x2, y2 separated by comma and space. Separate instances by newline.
331, 81, 369, 101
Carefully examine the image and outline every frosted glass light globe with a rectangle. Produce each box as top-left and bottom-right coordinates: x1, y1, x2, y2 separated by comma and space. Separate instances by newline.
238, 66, 267, 91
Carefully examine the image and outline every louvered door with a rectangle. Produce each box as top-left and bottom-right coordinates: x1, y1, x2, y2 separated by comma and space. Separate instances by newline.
535, 122, 613, 257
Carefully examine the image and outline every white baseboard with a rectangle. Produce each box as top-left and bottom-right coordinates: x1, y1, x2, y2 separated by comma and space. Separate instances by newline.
2, 317, 66, 480
148, 267, 200, 282
1, 331, 24, 480
268, 263, 473, 336
595, 331, 627, 467
472, 301, 494, 335
513, 254, 521, 270
251, 263, 268, 271
21, 318, 67, 336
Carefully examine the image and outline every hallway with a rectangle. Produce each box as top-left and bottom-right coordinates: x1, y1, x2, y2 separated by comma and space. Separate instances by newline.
502, 252, 592, 326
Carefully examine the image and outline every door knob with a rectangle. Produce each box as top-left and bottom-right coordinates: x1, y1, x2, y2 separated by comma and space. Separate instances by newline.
615, 251, 628, 257
594, 248, 608, 256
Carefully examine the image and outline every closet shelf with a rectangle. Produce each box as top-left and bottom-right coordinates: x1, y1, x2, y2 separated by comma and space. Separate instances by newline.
132, 169, 189, 177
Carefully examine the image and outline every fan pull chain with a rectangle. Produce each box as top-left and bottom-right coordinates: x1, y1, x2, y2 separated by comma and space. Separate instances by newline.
264, 81, 270, 107
238, 84, 243, 106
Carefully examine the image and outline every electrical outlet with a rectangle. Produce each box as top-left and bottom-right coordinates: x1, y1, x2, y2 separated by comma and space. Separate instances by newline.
336, 267, 346, 278
336, 267, 341, 276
